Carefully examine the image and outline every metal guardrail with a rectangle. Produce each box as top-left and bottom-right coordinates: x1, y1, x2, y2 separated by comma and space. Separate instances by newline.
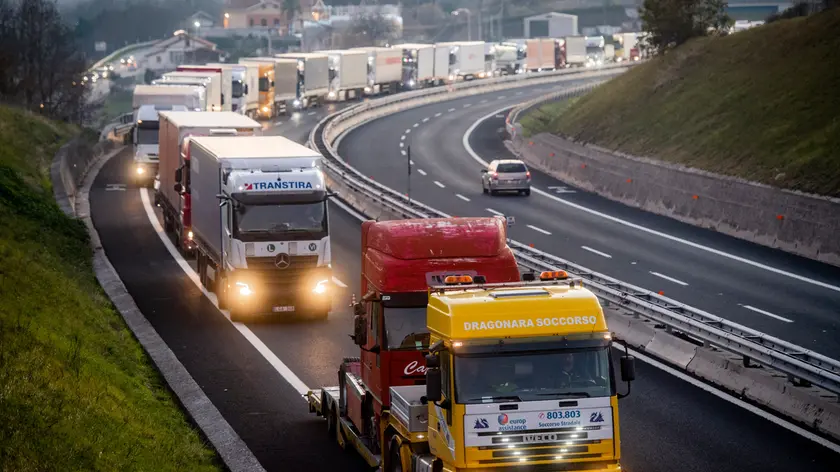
311, 69, 840, 396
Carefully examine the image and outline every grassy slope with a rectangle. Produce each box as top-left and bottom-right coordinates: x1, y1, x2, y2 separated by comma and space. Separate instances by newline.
532, 9, 840, 197
0, 106, 220, 471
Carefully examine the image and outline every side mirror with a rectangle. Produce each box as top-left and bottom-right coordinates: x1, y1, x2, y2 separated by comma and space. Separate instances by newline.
426, 368, 442, 402
174, 183, 183, 193
620, 355, 636, 382
353, 302, 364, 317
369, 344, 381, 354
425, 353, 440, 369
244, 84, 249, 95
271, 80, 275, 87
174, 167, 183, 183
352, 313, 367, 346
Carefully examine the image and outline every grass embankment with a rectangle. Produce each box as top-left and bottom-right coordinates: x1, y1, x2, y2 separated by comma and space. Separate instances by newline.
523, 8, 840, 197
0, 106, 220, 471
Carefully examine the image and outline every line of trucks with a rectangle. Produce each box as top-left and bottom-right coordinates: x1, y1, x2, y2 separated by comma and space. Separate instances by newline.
128, 33, 641, 183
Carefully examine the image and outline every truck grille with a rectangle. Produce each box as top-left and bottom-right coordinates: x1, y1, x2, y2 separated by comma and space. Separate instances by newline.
246, 255, 319, 270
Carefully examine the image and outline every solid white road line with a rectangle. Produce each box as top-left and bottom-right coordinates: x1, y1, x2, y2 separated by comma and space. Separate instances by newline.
417, 169, 427, 176
401, 135, 406, 140
448, 108, 455, 112
581, 246, 613, 258
456, 194, 471, 202
741, 304, 794, 323
332, 277, 348, 288
434, 181, 446, 188
423, 117, 430, 122
413, 123, 419, 128
434, 112, 442, 117
628, 348, 840, 455
139, 189, 311, 396
486, 208, 504, 216
650, 271, 689, 286
462, 106, 840, 294
405, 128, 411, 134
527, 224, 552, 235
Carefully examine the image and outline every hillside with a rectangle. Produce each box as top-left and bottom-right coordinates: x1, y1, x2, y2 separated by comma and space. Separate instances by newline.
525, 8, 840, 197
0, 106, 220, 471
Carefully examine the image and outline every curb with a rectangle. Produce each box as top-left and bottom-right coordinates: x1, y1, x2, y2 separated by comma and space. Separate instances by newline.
51, 145, 266, 472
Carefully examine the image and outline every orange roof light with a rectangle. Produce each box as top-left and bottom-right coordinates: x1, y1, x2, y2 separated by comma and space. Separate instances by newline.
444, 275, 473, 285
539, 270, 569, 280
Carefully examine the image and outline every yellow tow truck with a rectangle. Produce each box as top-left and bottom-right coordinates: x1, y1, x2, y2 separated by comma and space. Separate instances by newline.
307, 271, 636, 471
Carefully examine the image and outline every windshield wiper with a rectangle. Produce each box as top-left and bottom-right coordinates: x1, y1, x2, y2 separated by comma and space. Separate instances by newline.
463, 395, 523, 403
536, 392, 591, 398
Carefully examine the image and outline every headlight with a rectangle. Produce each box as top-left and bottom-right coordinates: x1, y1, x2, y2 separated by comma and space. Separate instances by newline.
187, 230, 193, 240
293, 99, 301, 107
262, 106, 269, 113
136, 166, 145, 175
236, 282, 252, 296
364, 86, 371, 93
313, 279, 329, 295
328, 91, 336, 98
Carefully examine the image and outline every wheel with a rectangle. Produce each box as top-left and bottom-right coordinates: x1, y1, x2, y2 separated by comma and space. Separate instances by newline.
524, 189, 531, 196
489, 187, 498, 196
326, 403, 337, 438
388, 441, 403, 472
482, 181, 488, 194
217, 275, 229, 310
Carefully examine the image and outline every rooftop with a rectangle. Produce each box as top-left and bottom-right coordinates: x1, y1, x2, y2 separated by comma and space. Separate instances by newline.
365, 217, 509, 261
189, 135, 323, 159
157, 111, 261, 128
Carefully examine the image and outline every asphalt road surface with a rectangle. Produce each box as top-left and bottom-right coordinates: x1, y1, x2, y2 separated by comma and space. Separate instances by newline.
87, 91, 840, 471
337, 81, 840, 358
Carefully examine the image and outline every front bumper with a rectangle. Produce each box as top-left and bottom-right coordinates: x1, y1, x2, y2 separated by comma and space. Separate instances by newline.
227, 268, 333, 315
134, 161, 158, 181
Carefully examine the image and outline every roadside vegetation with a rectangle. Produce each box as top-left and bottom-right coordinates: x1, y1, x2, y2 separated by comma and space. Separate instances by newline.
0, 105, 221, 471
523, 7, 840, 197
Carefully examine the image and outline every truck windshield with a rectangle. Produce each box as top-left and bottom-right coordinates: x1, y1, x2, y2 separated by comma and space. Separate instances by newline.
455, 348, 612, 404
384, 307, 429, 350
136, 126, 159, 145
234, 201, 327, 241
232, 80, 244, 98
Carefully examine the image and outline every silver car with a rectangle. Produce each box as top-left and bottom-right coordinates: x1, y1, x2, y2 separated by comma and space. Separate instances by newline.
481, 159, 531, 196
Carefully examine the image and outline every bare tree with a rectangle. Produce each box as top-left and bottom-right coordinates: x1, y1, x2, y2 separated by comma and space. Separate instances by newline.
338, 12, 399, 48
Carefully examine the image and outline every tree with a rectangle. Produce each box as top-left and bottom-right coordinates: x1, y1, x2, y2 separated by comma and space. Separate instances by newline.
282, 0, 301, 32
640, 0, 732, 53
338, 12, 399, 48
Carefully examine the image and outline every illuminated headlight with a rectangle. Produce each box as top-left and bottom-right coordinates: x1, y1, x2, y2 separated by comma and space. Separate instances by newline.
236, 282, 253, 296
262, 106, 269, 113
364, 86, 371, 93
448, 74, 455, 81
328, 91, 336, 99
136, 166, 146, 175
293, 99, 301, 107
408, 79, 415, 87
187, 230, 194, 240
312, 279, 329, 295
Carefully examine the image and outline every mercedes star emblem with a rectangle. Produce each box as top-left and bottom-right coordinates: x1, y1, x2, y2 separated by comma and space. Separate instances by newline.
274, 253, 290, 269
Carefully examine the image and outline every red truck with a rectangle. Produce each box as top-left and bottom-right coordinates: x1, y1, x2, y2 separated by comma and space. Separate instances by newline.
307, 216, 521, 465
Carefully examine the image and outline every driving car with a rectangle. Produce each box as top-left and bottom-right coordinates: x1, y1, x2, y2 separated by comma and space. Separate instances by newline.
481, 159, 531, 196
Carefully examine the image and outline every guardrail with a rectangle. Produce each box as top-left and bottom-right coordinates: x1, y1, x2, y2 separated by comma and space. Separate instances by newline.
99, 112, 134, 142
311, 66, 840, 396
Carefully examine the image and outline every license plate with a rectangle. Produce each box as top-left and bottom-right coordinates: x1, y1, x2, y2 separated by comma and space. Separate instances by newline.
272, 306, 295, 313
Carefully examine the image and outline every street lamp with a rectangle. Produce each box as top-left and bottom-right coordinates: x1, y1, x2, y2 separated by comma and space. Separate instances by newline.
452, 8, 472, 41
194, 21, 201, 37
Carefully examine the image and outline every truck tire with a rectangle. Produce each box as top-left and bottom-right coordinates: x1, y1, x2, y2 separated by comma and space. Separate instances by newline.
217, 275, 229, 310
388, 440, 403, 472
229, 306, 245, 323
327, 402, 337, 438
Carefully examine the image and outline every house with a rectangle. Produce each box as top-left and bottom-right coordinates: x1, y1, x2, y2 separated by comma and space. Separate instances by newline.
138, 30, 220, 72
223, 0, 316, 31
187, 11, 216, 28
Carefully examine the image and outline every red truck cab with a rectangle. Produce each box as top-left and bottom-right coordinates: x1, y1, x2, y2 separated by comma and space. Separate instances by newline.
344, 216, 521, 455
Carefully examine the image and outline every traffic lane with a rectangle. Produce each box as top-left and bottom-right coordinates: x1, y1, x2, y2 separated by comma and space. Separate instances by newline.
90, 148, 369, 472
346, 91, 840, 353
617, 351, 840, 471
263, 102, 342, 144
246, 201, 363, 388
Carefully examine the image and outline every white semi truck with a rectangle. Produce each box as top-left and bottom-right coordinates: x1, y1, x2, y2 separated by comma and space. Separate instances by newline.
157, 71, 222, 111
441, 41, 486, 81
204, 63, 260, 116
392, 43, 435, 89
564, 35, 588, 67
351, 46, 402, 95
321, 49, 368, 101
274, 53, 330, 109
130, 85, 201, 185
188, 135, 333, 321
176, 65, 232, 111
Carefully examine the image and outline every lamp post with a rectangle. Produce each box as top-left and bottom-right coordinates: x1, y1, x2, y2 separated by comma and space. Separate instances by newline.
194, 21, 201, 37
452, 8, 472, 41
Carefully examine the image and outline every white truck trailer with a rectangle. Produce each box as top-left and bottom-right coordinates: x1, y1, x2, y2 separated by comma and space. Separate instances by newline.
526, 38, 557, 71
189, 135, 333, 321
205, 63, 260, 117
494, 42, 526, 75
432, 44, 450, 85
130, 85, 202, 185
440, 41, 486, 81
238, 57, 298, 118
154, 74, 219, 112
176, 65, 233, 111
351, 46, 402, 95
156, 111, 262, 254
274, 53, 329, 109
392, 43, 435, 89
159, 71, 222, 111
564, 35, 588, 67
321, 49, 368, 101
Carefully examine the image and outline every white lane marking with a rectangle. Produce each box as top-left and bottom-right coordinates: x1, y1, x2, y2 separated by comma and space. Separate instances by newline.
413, 123, 419, 128
434, 112, 442, 117
409, 160, 414, 165
486, 208, 504, 216
401, 135, 406, 140
650, 271, 689, 286
400, 150, 406, 156
448, 108, 455, 112
515, 91, 523, 95
480, 99, 488, 103
456, 194, 471, 202
741, 304, 794, 323
417, 169, 427, 176
462, 106, 840, 294
399, 142, 404, 148
106, 184, 126, 191
434, 181, 446, 188
307, 111, 316, 116
582, 246, 613, 258
628, 348, 840, 455
497, 95, 506, 99
405, 128, 411, 134
139, 189, 311, 396
272, 121, 284, 127
527, 224, 552, 235
548, 185, 577, 194
332, 277, 348, 288
463, 103, 472, 108
423, 117, 430, 123
495, 114, 505, 118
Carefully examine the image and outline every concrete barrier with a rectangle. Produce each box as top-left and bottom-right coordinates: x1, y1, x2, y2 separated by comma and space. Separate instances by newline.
50, 136, 121, 216
510, 106, 840, 267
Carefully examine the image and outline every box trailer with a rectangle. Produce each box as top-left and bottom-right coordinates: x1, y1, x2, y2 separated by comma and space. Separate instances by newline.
176, 65, 233, 112
526, 38, 557, 71
207, 63, 260, 116
392, 43, 435, 89
564, 36, 587, 67
238, 57, 298, 118
320, 49, 368, 101
155, 111, 262, 253
350, 47, 403, 95
275, 53, 329, 109
189, 136, 333, 321
439, 41, 485, 80
160, 71, 222, 111
432, 44, 450, 83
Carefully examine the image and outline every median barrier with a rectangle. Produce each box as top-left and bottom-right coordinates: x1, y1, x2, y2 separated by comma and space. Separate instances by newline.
645, 330, 699, 370
604, 310, 656, 350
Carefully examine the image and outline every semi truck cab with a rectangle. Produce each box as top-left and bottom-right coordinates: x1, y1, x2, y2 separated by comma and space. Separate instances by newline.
133, 104, 187, 184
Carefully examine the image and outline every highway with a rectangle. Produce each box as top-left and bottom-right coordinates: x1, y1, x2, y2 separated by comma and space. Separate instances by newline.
337, 82, 840, 358
86, 92, 840, 470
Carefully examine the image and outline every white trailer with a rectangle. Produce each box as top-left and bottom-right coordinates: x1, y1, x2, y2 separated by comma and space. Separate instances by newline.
351, 47, 403, 95
189, 136, 333, 321
564, 36, 587, 67
320, 50, 368, 101
176, 65, 233, 112
392, 43, 435, 89
440, 41, 486, 81
494, 42, 526, 75
160, 71, 222, 111
274, 53, 330, 109
432, 44, 450, 84
237, 57, 298, 118
206, 63, 260, 115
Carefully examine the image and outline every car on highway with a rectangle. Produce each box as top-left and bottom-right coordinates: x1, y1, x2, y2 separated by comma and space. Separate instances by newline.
481, 159, 531, 196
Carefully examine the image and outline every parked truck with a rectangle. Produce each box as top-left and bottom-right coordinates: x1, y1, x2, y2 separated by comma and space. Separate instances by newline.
308, 261, 637, 471
615, 33, 640, 62
347, 47, 402, 96
392, 43, 435, 89
238, 57, 298, 119
176, 65, 232, 111
130, 85, 201, 184
493, 42, 525, 75
525, 38, 557, 72
275, 53, 330, 109
432, 44, 450, 85
159, 71, 222, 111
321, 49, 368, 101
155, 111, 262, 253
564, 35, 587, 67
441, 41, 486, 81
205, 63, 260, 117
188, 136, 333, 321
